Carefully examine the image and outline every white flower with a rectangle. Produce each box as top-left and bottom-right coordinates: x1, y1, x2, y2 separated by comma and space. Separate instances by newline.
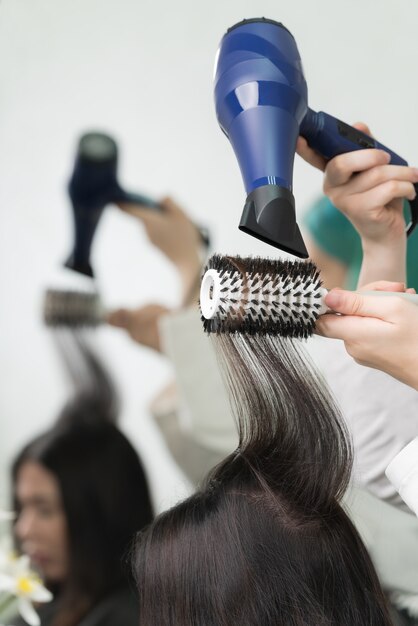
391, 591, 418, 618
392, 591, 418, 617
0, 555, 52, 626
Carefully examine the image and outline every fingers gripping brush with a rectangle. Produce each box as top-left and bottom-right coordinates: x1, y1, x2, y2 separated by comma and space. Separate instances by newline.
214, 18, 418, 257
200, 254, 418, 339
65, 131, 210, 278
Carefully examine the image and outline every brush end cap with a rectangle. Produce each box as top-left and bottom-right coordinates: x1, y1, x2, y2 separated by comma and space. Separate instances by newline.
200, 269, 222, 319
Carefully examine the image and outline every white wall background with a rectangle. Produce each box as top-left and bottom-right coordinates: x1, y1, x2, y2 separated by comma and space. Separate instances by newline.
1, 0, 417, 512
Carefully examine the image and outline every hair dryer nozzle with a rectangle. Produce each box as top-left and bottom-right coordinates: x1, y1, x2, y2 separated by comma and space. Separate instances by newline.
64, 254, 94, 278
239, 185, 308, 258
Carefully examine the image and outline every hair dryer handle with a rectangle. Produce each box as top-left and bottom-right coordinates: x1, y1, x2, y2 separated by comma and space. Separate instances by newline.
116, 188, 163, 210
301, 109, 407, 165
300, 110, 418, 236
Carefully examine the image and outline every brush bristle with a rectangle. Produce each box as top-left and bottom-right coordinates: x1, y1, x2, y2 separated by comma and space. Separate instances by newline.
200, 254, 325, 339
43, 290, 103, 327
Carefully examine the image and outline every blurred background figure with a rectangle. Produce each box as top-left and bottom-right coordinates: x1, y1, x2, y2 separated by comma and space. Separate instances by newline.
1, 2, 418, 624
2, 0, 417, 515
10, 336, 153, 626
107, 197, 235, 483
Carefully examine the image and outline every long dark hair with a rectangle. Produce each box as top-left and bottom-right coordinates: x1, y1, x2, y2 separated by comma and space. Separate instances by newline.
12, 332, 153, 626
134, 332, 392, 624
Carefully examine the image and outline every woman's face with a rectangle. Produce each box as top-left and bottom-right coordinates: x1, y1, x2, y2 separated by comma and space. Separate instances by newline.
15, 461, 69, 583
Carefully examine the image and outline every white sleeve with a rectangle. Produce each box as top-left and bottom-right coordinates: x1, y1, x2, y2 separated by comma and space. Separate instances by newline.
158, 307, 238, 455
386, 437, 418, 518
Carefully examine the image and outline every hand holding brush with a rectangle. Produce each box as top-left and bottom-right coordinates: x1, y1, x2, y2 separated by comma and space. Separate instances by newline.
298, 122, 418, 287
316, 282, 418, 390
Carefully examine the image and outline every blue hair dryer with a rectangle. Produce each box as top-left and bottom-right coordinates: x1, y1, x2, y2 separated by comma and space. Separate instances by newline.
215, 18, 418, 258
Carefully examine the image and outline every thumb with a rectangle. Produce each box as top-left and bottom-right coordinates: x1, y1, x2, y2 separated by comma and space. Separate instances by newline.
159, 196, 182, 214
117, 201, 149, 217
325, 289, 389, 320
106, 308, 133, 329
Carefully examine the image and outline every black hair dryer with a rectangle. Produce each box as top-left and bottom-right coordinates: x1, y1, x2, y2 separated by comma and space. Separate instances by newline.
65, 132, 210, 278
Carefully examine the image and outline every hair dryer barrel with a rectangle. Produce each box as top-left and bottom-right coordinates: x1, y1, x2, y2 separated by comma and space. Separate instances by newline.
65, 133, 121, 277
214, 18, 309, 257
229, 105, 306, 255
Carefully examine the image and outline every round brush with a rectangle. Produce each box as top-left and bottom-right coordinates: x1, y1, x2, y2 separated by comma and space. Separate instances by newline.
200, 254, 418, 339
43, 289, 106, 328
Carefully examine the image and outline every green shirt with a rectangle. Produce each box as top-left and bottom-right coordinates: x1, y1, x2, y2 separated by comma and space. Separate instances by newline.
303, 196, 418, 290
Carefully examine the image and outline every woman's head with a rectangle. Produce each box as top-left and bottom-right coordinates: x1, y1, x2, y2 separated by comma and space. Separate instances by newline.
14, 459, 68, 583
13, 401, 153, 596
13, 394, 154, 602
12, 333, 154, 608
134, 333, 391, 625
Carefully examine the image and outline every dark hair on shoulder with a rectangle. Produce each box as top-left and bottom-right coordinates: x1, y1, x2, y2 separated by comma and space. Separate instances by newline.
134, 333, 392, 625
12, 331, 153, 625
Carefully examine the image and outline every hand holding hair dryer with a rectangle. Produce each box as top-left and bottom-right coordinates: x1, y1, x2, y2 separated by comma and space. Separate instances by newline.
65, 131, 210, 278
214, 18, 418, 257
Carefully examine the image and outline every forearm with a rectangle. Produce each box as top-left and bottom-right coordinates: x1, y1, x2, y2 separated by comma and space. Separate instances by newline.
358, 236, 406, 288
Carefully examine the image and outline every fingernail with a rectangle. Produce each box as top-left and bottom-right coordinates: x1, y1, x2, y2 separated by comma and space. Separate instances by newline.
381, 151, 391, 162
412, 168, 418, 180
324, 290, 344, 309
